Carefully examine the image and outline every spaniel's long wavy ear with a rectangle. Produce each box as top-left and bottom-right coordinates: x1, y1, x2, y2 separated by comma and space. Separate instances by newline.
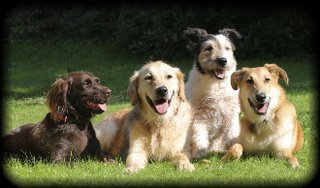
46, 78, 69, 122
175, 68, 186, 102
127, 71, 139, 106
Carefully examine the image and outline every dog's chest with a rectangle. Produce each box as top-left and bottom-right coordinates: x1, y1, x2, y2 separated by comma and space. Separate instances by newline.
242, 121, 284, 152
187, 72, 237, 105
149, 123, 184, 160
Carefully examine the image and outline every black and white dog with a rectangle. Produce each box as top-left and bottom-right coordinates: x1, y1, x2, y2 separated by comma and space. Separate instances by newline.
183, 27, 242, 158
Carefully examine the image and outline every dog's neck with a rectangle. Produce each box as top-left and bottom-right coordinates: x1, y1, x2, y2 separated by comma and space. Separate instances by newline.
65, 113, 92, 125
186, 63, 237, 104
45, 113, 91, 129
48, 111, 92, 126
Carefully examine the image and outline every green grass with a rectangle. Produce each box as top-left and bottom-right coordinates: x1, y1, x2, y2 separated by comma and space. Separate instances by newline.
3, 41, 317, 186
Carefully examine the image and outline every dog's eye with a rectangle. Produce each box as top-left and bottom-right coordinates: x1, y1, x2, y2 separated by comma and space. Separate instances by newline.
246, 79, 254, 84
95, 79, 101, 84
145, 75, 153, 81
83, 79, 92, 87
225, 47, 230, 51
167, 75, 173, 79
204, 46, 213, 52
265, 78, 271, 83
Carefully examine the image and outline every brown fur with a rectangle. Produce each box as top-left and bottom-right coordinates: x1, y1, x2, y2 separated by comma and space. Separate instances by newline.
222, 64, 304, 168
95, 61, 195, 173
3, 72, 111, 162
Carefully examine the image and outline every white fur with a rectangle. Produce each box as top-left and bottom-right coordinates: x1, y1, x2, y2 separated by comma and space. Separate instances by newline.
186, 34, 240, 157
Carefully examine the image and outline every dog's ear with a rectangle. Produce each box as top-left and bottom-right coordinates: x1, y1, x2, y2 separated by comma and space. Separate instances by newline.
175, 68, 186, 102
47, 78, 70, 122
127, 71, 140, 106
219, 28, 241, 51
218, 28, 242, 39
231, 69, 245, 90
183, 27, 208, 53
264, 64, 289, 85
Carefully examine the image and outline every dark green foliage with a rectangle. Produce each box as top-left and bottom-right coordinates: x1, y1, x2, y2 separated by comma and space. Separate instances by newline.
5, 3, 315, 60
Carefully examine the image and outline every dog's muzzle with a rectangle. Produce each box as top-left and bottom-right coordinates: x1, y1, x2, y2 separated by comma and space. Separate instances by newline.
216, 57, 227, 67
248, 93, 270, 115
146, 87, 174, 115
83, 87, 112, 114
213, 57, 227, 79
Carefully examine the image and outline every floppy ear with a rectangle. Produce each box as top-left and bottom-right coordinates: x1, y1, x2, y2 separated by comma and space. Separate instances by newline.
127, 71, 139, 106
231, 69, 245, 90
175, 68, 186, 102
219, 28, 241, 51
46, 78, 69, 122
183, 27, 208, 54
218, 28, 242, 39
264, 64, 289, 85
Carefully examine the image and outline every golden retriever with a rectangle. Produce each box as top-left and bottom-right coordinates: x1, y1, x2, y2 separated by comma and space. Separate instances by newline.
221, 64, 304, 168
94, 61, 195, 173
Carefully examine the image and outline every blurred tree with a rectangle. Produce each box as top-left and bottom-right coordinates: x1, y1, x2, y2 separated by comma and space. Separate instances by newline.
4, 3, 315, 60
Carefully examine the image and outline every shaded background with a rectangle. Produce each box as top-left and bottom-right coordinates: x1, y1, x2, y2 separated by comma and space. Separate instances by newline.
4, 2, 316, 61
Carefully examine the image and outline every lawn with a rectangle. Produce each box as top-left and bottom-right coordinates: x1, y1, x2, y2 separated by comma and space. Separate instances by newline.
2, 41, 317, 186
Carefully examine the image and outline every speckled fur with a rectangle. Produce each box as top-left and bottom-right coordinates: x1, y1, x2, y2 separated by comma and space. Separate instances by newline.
183, 28, 241, 157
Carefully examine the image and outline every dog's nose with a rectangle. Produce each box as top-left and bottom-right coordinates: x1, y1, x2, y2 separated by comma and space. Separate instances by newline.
156, 86, 168, 97
256, 92, 266, 103
217, 57, 227, 67
104, 88, 112, 97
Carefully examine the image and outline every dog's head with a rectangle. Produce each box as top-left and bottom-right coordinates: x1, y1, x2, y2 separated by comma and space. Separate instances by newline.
231, 64, 288, 115
47, 71, 112, 122
128, 61, 186, 116
183, 27, 241, 80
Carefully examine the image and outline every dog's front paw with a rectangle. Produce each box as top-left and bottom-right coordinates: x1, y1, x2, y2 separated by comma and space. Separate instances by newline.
177, 161, 195, 172
290, 161, 300, 169
103, 154, 116, 163
275, 151, 300, 169
125, 164, 144, 174
221, 143, 243, 161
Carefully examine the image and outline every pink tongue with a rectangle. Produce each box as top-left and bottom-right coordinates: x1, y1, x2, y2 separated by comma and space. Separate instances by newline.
98, 103, 107, 112
155, 101, 169, 114
215, 69, 225, 79
257, 103, 268, 114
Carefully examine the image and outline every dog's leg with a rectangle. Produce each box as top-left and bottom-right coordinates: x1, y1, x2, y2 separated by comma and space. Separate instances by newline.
172, 152, 195, 172
221, 143, 243, 161
191, 122, 209, 158
276, 150, 299, 169
125, 151, 148, 173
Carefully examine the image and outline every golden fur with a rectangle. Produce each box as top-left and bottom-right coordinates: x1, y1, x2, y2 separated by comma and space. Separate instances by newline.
221, 64, 304, 168
94, 61, 195, 173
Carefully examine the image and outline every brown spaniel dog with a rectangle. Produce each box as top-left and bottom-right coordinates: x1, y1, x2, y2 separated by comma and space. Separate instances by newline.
3, 71, 111, 162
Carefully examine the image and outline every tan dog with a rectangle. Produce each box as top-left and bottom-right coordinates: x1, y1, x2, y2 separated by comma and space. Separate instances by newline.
221, 64, 304, 168
94, 61, 195, 173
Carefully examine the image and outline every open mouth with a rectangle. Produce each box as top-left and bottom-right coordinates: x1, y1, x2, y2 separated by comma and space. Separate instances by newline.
85, 101, 107, 113
248, 98, 270, 115
212, 68, 226, 79
146, 92, 174, 115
